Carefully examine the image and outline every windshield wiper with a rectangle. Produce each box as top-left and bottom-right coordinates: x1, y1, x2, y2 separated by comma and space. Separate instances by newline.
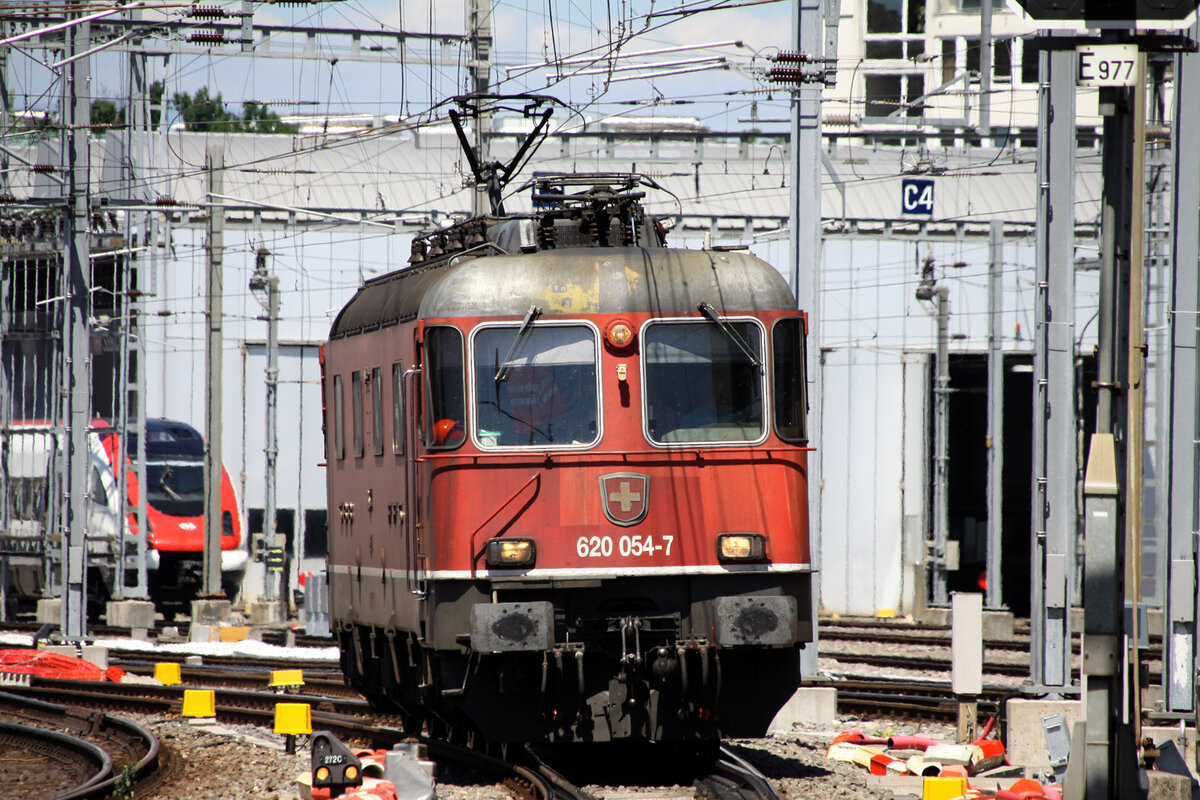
494, 304, 543, 382
697, 301, 761, 368
157, 466, 183, 501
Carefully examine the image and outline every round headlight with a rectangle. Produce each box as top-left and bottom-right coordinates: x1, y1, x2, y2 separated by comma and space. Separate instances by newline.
605, 319, 635, 349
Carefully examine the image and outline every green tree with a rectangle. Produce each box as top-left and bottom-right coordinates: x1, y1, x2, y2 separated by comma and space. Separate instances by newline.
240, 102, 298, 134
170, 88, 297, 134
172, 86, 239, 132
90, 99, 122, 133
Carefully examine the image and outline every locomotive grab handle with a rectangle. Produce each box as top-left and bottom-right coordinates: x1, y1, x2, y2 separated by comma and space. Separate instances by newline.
469, 471, 542, 577
402, 366, 426, 596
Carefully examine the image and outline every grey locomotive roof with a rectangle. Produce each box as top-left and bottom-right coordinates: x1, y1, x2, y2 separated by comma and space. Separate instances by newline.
329, 247, 796, 339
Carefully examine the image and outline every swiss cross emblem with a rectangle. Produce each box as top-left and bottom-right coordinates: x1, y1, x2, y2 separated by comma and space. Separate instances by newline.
599, 472, 649, 526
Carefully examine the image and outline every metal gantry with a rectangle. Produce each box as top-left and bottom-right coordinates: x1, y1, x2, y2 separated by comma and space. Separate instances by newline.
60, 13, 93, 639
1163, 21, 1200, 716
1030, 41, 1076, 692
985, 219, 1005, 611
789, 0, 835, 679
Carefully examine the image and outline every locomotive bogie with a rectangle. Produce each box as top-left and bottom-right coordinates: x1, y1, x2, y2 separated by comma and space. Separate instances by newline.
336, 569, 812, 742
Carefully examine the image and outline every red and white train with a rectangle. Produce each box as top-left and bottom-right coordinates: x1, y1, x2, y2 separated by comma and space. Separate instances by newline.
322, 172, 813, 743
1, 418, 245, 606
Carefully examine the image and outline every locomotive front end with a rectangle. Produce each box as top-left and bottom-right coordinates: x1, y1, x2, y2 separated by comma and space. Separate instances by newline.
324, 175, 814, 745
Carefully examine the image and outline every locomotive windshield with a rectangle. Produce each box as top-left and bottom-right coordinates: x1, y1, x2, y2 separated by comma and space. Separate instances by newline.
643, 320, 765, 444
473, 324, 599, 448
144, 459, 204, 517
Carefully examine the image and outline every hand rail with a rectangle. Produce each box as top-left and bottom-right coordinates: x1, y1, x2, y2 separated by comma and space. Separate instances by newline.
468, 471, 541, 578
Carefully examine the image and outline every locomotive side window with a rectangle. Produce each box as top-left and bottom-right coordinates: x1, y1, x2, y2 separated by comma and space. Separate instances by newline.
472, 323, 599, 448
332, 374, 344, 459
352, 370, 364, 458
391, 362, 405, 455
372, 366, 384, 456
772, 318, 808, 443
643, 319, 765, 444
425, 326, 467, 449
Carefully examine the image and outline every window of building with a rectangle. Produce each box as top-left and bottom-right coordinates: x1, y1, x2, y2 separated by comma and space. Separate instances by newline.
371, 366, 384, 456
332, 374, 344, 459
865, 0, 924, 63
304, 508, 328, 558
995, 39, 1012, 81
351, 370, 363, 458
965, 37, 981, 75
391, 362, 405, 455
643, 319, 765, 445
1021, 39, 1039, 85
866, 41, 904, 60
865, 75, 902, 117
942, 39, 956, 86
772, 318, 808, 443
472, 323, 600, 448
425, 327, 466, 449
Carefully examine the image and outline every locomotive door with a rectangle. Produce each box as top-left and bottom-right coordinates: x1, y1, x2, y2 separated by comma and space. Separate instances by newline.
401, 366, 427, 596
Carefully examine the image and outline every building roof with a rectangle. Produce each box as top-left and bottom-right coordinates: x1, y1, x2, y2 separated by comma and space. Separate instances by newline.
5, 127, 1102, 238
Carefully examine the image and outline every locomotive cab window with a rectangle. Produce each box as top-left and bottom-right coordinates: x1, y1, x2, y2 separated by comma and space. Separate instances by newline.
352, 370, 364, 458
425, 326, 467, 449
772, 317, 808, 442
332, 374, 344, 459
391, 362, 405, 455
643, 319, 766, 444
472, 323, 600, 448
372, 366, 384, 456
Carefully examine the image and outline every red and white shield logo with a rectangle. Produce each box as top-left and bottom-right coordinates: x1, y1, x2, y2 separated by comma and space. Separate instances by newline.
599, 472, 649, 527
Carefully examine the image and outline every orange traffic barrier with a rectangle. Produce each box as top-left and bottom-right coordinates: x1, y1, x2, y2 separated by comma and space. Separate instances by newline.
868, 751, 908, 776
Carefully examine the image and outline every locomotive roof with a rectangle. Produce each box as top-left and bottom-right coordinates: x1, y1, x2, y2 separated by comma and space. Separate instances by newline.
328, 247, 796, 339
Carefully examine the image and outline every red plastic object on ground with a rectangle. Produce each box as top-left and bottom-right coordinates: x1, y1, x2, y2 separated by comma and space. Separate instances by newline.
887, 734, 940, 751
0, 649, 125, 682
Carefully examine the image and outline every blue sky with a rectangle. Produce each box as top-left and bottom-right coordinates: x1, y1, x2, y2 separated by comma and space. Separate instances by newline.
8, 0, 796, 133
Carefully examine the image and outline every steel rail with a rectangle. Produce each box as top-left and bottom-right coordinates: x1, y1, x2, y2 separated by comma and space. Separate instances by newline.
712, 745, 783, 800
0, 690, 160, 800
0, 721, 111, 799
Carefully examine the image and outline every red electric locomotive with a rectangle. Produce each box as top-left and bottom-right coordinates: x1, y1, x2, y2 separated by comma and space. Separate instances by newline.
322, 171, 812, 744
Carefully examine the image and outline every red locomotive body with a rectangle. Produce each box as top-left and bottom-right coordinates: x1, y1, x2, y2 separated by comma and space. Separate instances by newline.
323, 175, 812, 743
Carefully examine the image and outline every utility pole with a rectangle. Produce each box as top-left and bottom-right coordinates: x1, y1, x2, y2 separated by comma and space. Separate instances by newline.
61, 13, 92, 639
979, 0, 993, 140
985, 220, 1004, 610
787, 0, 835, 678
1081, 49, 1146, 799
1030, 41, 1076, 693
468, 0, 492, 217
203, 147, 224, 599
1163, 21, 1200, 717
917, 260, 950, 606
250, 250, 279, 608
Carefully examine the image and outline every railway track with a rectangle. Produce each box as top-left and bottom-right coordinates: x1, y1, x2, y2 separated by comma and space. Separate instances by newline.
0, 691, 160, 800
827, 677, 1007, 722
7, 672, 788, 800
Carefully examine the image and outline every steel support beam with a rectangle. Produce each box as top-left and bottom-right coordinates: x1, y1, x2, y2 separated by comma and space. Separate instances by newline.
1030, 44, 1076, 690
203, 146, 224, 598
0, 12, 466, 66
986, 219, 1004, 610
61, 15, 92, 640
931, 287, 951, 606
1165, 22, 1200, 714
790, 0, 826, 677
